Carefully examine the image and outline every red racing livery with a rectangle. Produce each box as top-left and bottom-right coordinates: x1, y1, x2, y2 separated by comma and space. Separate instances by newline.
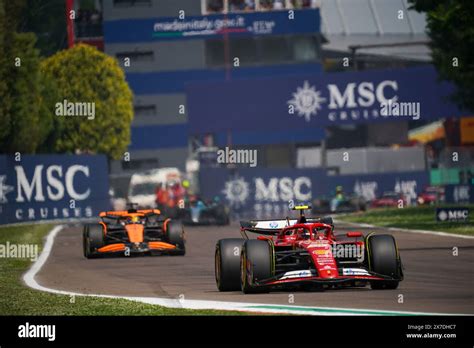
215, 206, 403, 293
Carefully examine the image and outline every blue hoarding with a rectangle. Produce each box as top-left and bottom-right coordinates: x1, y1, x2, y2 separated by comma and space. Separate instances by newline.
104, 9, 320, 43
444, 185, 474, 204
199, 168, 429, 218
187, 66, 465, 134
0, 155, 110, 225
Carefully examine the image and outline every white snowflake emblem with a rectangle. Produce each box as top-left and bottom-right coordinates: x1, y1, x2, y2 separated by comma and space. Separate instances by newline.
287, 80, 326, 122
222, 176, 250, 208
0, 175, 14, 204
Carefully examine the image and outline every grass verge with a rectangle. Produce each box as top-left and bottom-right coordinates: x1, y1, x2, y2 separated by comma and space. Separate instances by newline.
337, 205, 474, 236
0, 224, 246, 315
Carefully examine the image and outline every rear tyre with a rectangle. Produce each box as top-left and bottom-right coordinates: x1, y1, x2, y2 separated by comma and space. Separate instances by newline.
215, 239, 245, 291
215, 205, 230, 225
241, 240, 273, 294
83, 224, 104, 259
367, 234, 401, 289
166, 220, 186, 255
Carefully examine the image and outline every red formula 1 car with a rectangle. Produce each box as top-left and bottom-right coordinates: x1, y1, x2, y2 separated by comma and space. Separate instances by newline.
417, 186, 445, 205
215, 206, 403, 293
370, 191, 406, 208
83, 206, 185, 258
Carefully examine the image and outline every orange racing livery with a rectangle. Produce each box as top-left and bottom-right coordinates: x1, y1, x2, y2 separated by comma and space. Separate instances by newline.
83, 206, 185, 258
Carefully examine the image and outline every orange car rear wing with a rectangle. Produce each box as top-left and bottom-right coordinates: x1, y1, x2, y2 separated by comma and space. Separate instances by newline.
99, 209, 161, 218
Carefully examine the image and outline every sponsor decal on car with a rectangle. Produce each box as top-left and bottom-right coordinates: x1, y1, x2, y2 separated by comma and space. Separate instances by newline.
254, 220, 297, 229
342, 268, 370, 276
279, 270, 315, 280
313, 249, 329, 256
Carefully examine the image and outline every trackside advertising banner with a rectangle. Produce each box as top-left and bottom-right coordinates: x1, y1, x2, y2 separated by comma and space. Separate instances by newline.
187, 66, 465, 133
444, 184, 474, 204
199, 168, 429, 217
0, 155, 110, 225
104, 9, 320, 43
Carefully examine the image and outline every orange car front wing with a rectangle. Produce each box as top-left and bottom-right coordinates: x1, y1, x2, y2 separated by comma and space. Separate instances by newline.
97, 241, 176, 253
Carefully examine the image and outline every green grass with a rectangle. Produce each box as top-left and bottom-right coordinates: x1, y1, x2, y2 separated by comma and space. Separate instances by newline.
338, 205, 474, 236
0, 224, 246, 315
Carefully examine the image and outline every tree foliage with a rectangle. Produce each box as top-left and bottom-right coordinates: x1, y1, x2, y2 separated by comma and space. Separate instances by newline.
18, 0, 67, 56
409, 0, 474, 112
41, 44, 134, 159
0, 0, 56, 153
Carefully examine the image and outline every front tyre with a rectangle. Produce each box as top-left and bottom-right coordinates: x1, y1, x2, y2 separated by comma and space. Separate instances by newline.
83, 224, 104, 259
166, 220, 186, 255
240, 240, 273, 294
215, 239, 245, 291
367, 234, 402, 289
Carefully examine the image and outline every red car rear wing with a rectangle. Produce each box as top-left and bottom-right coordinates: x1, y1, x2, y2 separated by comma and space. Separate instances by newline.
240, 219, 298, 235
240, 216, 334, 237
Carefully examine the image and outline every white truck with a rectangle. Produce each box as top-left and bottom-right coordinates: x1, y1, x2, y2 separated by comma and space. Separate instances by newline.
128, 168, 181, 208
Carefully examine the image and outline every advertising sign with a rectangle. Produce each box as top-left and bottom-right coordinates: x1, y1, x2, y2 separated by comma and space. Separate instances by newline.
187, 66, 465, 133
436, 207, 469, 222
104, 9, 320, 43
0, 155, 110, 225
444, 184, 474, 204
199, 168, 429, 217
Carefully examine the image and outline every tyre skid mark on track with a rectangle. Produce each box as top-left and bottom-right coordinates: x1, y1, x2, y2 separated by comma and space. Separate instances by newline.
22, 225, 469, 316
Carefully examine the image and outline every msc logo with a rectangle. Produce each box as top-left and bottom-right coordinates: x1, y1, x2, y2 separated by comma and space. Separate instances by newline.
288, 80, 398, 122
1, 165, 91, 204
0, 175, 14, 203
287, 81, 326, 121
437, 208, 469, 222
354, 180, 378, 201
222, 176, 312, 208
222, 176, 250, 208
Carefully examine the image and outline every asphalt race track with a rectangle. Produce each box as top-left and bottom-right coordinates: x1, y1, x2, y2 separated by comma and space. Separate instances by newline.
36, 222, 474, 314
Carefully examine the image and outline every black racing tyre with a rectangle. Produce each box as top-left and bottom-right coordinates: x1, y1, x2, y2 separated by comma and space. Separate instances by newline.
215, 205, 230, 225
164, 206, 180, 219
83, 224, 104, 259
240, 239, 273, 294
215, 239, 245, 291
166, 220, 186, 255
367, 234, 401, 289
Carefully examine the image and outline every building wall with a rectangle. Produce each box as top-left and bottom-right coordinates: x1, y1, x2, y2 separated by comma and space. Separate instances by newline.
132, 94, 188, 126
327, 147, 426, 175
104, 0, 200, 174
102, 0, 201, 20
103, 2, 323, 175
110, 148, 189, 173
106, 41, 206, 72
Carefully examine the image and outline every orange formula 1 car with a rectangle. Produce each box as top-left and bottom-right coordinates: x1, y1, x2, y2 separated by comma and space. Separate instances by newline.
83, 207, 185, 258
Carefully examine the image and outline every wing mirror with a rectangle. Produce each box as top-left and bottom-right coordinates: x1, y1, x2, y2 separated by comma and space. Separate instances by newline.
346, 231, 363, 238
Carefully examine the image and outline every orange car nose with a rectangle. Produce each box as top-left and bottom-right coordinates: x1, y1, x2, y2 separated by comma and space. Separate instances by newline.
125, 224, 144, 243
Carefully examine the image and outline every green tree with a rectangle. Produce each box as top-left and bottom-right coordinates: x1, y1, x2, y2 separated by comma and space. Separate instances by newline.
409, 0, 474, 112
0, 0, 11, 146
0, 0, 56, 153
41, 44, 134, 159
7, 32, 55, 153
18, 0, 67, 56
